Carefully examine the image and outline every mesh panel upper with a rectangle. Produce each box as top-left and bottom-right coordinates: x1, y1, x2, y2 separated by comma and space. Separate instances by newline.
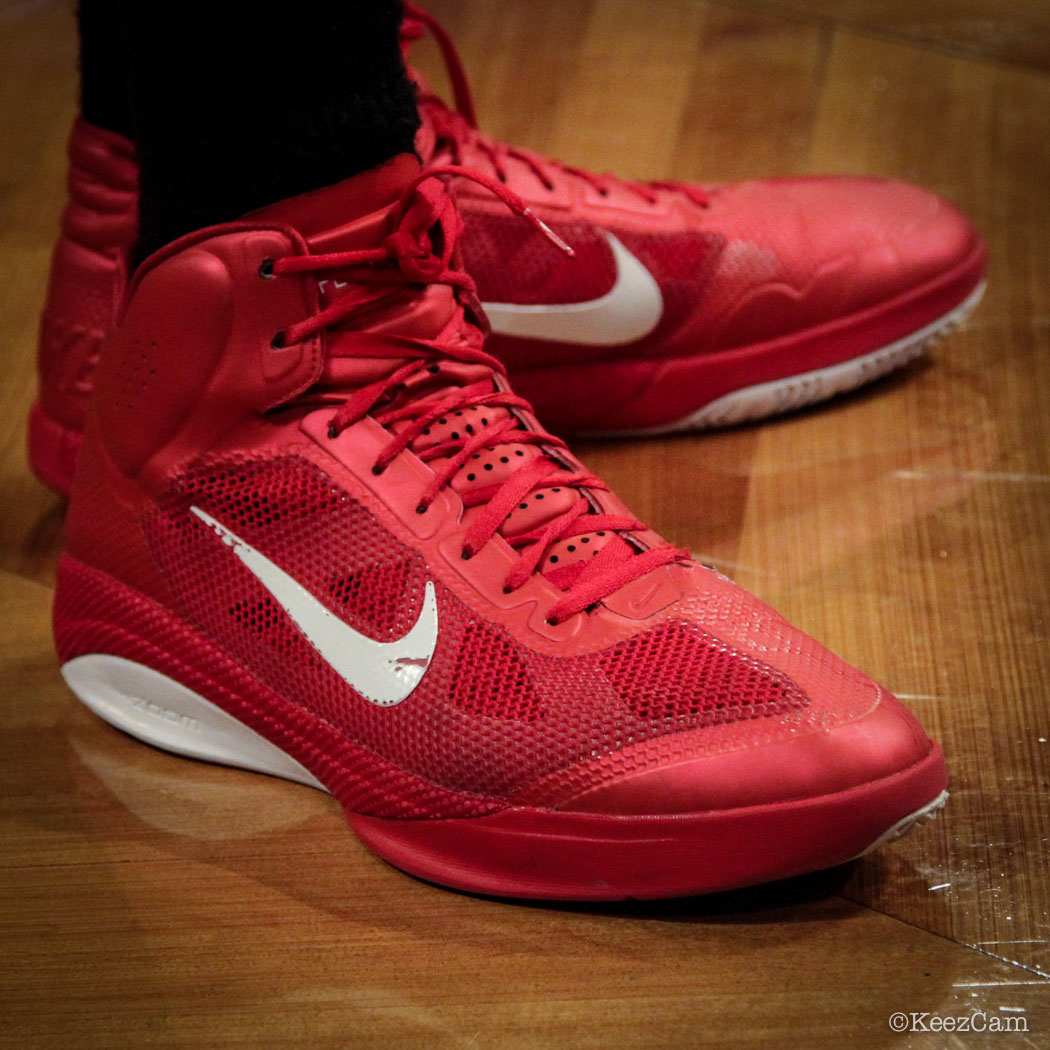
462, 208, 726, 370
328, 559, 415, 640
450, 621, 546, 723
460, 208, 724, 340
600, 621, 804, 725
143, 455, 824, 800
461, 215, 617, 305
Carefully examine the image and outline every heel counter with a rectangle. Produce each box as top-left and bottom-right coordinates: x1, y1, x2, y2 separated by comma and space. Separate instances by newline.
62, 118, 138, 255
36, 120, 138, 429
64, 219, 322, 599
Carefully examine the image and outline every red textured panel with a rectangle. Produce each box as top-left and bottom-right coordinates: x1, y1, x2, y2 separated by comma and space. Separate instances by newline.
599, 621, 807, 725
123, 456, 873, 802
450, 622, 545, 723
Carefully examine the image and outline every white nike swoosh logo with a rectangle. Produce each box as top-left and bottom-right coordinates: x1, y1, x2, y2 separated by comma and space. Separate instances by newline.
482, 232, 663, 346
191, 506, 438, 707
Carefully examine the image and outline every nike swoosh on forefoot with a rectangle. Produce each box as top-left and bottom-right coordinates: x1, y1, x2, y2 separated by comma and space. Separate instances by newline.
191, 506, 438, 707
482, 231, 663, 346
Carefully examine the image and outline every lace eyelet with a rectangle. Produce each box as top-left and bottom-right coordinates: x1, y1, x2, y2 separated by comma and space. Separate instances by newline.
502, 585, 513, 595
270, 332, 286, 349
327, 422, 339, 440
416, 503, 428, 515
371, 464, 386, 477
258, 259, 275, 279
461, 548, 474, 561
545, 616, 560, 627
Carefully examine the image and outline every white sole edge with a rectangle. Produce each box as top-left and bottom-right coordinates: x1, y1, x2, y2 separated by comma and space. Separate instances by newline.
855, 788, 949, 858
62, 654, 327, 790
592, 280, 987, 437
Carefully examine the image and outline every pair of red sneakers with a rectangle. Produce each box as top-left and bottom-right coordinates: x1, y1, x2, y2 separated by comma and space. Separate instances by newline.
38, 8, 983, 899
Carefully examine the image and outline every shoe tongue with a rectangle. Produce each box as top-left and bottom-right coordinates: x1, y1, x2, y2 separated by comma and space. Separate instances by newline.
414, 97, 440, 167
246, 154, 421, 255
414, 94, 549, 197
248, 154, 460, 341
415, 94, 466, 170
250, 157, 625, 585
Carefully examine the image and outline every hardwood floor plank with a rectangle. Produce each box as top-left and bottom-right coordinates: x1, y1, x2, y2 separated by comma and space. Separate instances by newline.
0, 4, 74, 587
739, 28, 1050, 978
4, 754, 1050, 1050
674, 3, 830, 182
410, 0, 596, 155
716, 0, 1050, 71
540, 0, 709, 181
2, 2, 1049, 1047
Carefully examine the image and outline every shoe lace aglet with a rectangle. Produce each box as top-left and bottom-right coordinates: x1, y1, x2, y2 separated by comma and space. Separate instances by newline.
523, 209, 575, 257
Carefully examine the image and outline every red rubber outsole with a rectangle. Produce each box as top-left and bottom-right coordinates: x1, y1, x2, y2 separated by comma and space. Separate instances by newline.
349, 751, 947, 900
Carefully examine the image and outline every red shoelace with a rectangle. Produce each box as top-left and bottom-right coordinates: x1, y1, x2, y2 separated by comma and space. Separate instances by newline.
269, 167, 688, 625
401, 2, 709, 209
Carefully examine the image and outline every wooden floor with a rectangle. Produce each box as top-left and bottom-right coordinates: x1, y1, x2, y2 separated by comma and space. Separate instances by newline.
2, 1, 1048, 1047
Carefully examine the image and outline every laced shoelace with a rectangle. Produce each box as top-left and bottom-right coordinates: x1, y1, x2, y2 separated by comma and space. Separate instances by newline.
401, 3, 710, 210
269, 166, 688, 625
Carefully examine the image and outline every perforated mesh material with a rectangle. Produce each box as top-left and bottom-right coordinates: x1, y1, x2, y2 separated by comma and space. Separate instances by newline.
113, 337, 159, 413
230, 596, 282, 634
54, 556, 503, 820
450, 622, 545, 723
134, 455, 869, 805
460, 177, 958, 373
460, 214, 616, 305
599, 621, 805, 725
615, 229, 726, 348
328, 560, 414, 640
466, 216, 726, 372
459, 211, 724, 349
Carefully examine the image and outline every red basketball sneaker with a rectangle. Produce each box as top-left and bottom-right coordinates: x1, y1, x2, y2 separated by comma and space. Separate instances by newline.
28, 7, 986, 495
54, 157, 947, 899
404, 3, 987, 434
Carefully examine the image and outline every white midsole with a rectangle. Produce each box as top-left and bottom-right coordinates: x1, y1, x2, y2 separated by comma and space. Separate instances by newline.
62, 654, 326, 790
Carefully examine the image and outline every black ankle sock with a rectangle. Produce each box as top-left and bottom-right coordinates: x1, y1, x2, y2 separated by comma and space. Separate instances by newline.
77, 0, 134, 140
118, 0, 420, 262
